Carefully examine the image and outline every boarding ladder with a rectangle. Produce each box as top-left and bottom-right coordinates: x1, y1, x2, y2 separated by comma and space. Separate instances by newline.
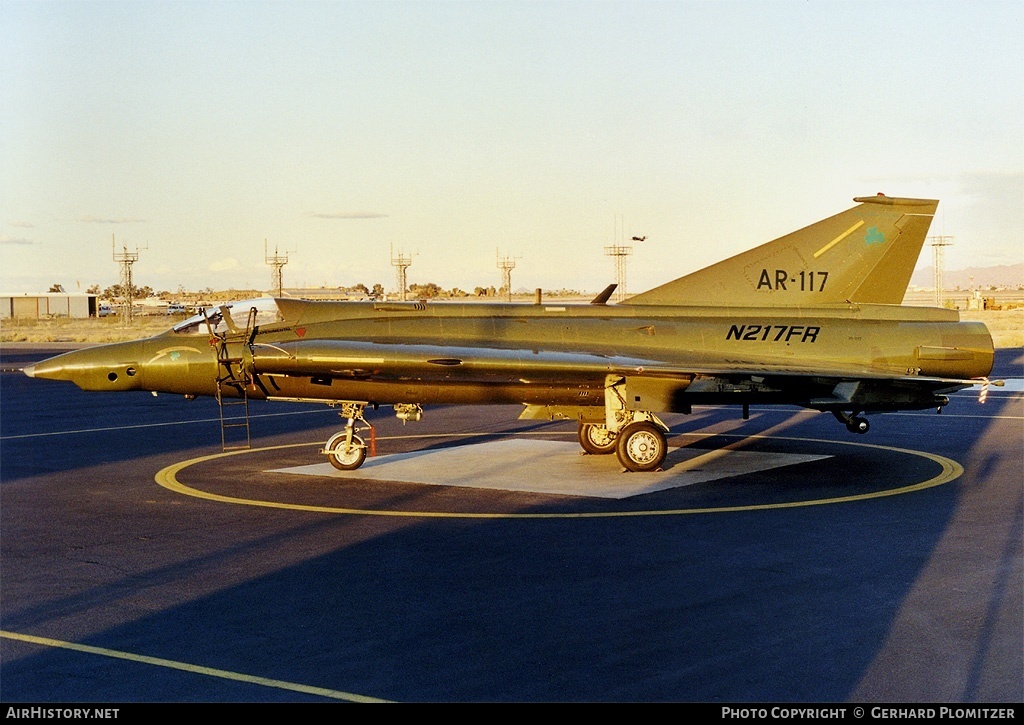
212, 306, 258, 451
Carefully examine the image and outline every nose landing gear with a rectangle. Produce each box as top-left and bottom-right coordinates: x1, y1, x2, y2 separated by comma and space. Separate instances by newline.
322, 402, 373, 471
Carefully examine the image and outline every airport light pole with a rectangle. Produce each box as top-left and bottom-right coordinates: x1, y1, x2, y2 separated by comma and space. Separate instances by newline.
497, 249, 520, 301
391, 245, 415, 301
265, 240, 292, 298
929, 235, 954, 307
112, 235, 141, 327
604, 234, 644, 302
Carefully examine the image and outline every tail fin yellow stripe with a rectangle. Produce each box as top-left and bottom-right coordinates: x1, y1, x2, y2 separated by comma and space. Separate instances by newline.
814, 221, 865, 259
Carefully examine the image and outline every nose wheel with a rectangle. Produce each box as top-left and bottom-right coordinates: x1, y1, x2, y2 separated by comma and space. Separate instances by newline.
321, 402, 373, 471
324, 431, 367, 470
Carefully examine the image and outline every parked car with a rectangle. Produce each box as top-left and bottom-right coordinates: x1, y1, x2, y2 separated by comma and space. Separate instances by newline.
167, 304, 187, 315
97, 304, 114, 317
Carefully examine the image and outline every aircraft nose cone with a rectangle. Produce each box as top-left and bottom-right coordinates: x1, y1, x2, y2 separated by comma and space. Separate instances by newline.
20, 344, 144, 391
20, 348, 97, 382
21, 358, 67, 381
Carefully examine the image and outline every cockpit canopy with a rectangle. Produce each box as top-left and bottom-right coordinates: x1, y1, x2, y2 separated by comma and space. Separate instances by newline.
172, 298, 284, 335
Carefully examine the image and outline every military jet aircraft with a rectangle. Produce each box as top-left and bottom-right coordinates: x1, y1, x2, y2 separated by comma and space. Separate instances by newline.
24, 194, 996, 472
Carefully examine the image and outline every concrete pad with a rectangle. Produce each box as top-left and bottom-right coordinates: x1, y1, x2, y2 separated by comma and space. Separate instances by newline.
268, 439, 831, 499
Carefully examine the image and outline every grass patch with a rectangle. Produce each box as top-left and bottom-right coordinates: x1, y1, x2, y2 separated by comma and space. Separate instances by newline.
1, 315, 176, 343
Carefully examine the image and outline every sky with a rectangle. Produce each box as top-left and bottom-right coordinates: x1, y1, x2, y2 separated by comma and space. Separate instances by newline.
2, 0, 1022, 297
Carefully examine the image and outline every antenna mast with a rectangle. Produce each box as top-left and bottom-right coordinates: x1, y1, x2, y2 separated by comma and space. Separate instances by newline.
265, 240, 292, 297
112, 234, 141, 327
929, 235, 954, 307
391, 245, 415, 301
497, 249, 520, 301
604, 217, 644, 302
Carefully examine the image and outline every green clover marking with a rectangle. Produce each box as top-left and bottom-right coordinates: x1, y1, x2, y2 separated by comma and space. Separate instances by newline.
865, 226, 885, 246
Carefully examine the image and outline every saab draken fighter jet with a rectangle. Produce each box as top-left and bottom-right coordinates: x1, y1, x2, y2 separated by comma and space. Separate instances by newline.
25, 195, 996, 472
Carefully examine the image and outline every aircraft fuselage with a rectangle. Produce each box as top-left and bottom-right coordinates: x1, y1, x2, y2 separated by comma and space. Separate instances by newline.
26, 299, 993, 415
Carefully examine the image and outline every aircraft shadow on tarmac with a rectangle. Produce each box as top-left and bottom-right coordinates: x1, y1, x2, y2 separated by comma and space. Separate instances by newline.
1, 350, 1019, 702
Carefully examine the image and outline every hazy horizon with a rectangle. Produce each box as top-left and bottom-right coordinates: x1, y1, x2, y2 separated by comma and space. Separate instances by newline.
3, 1, 1022, 296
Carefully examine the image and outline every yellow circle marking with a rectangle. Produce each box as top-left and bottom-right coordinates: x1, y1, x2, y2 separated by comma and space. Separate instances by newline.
155, 433, 963, 519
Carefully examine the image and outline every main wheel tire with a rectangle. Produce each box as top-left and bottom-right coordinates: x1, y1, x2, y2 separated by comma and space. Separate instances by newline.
325, 431, 367, 470
578, 423, 617, 455
615, 421, 667, 472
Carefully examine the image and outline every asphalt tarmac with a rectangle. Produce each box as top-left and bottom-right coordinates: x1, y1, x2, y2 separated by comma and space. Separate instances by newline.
1, 344, 1021, 703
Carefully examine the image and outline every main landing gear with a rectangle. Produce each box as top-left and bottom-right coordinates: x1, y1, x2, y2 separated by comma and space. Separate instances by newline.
322, 402, 373, 470
578, 376, 671, 473
581, 376, 675, 473
578, 421, 669, 472
578, 423, 617, 455
833, 411, 870, 434
615, 421, 668, 472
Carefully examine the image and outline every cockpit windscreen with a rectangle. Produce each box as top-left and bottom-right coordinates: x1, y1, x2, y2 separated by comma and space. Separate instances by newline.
172, 298, 283, 335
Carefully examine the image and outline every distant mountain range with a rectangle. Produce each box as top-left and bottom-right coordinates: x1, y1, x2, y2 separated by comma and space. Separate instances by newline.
910, 263, 1023, 290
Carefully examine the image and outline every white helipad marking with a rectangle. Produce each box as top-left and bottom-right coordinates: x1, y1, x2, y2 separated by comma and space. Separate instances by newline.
268, 440, 831, 499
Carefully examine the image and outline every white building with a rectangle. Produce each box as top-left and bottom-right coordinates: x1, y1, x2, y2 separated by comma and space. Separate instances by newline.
0, 293, 99, 319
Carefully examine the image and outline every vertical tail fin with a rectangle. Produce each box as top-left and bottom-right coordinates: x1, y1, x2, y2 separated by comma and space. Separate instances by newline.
622, 195, 938, 307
